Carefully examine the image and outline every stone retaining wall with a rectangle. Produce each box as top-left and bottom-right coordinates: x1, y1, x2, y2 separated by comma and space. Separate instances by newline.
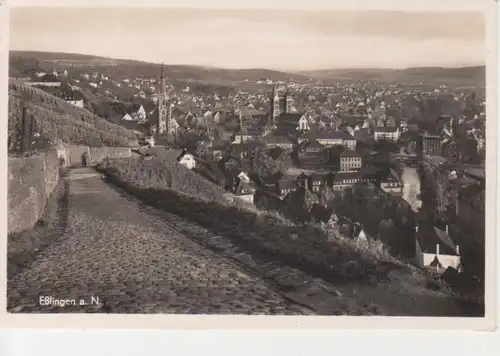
58, 145, 132, 167
8, 150, 60, 234
8, 145, 131, 233
89, 146, 132, 163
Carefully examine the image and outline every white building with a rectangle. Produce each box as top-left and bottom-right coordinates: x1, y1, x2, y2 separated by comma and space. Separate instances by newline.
178, 153, 196, 170
146, 137, 155, 148
66, 99, 84, 109
415, 225, 461, 273
135, 105, 147, 121
298, 115, 310, 131
374, 127, 400, 142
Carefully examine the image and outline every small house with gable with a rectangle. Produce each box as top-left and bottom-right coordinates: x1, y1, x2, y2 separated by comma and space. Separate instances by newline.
415, 224, 461, 273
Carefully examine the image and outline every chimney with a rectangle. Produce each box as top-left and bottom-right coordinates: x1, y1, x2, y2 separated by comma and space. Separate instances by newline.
436, 244, 440, 256
456, 245, 460, 255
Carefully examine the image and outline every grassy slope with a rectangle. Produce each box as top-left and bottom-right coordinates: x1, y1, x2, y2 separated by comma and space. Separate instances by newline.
9, 83, 137, 147
97, 148, 467, 316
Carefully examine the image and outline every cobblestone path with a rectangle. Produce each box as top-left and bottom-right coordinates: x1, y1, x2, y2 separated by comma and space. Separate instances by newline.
7, 168, 315, 314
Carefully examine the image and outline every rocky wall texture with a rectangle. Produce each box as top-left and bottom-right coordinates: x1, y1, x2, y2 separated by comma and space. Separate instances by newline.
8, 150, 60, 234
57, 145, 132, 167
89, 146, 132, 163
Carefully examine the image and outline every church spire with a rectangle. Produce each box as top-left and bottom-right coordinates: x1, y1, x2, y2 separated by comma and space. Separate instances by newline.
157, 62, 168, 138
271, 85, 281, 122
160, 62, 165, 95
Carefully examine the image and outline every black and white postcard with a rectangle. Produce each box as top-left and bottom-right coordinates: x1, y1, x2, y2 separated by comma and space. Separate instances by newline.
0, 0, 496, 332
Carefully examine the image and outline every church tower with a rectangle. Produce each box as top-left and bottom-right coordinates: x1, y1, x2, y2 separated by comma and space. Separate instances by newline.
284, 88, 293, 114
157, 63, 168, 138
272, 86, 281, 121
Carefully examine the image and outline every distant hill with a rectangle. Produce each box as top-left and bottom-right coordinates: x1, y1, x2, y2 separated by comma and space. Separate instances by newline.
9, 50, 485, 88
300, 66, 486, 87
9, 51, 312, 85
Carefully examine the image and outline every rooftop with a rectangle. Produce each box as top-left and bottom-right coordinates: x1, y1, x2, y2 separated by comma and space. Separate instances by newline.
333, 171, 362, 182
303, 139, 326, 150
312, 130, 356, 141
278, 179, 298, 191
262, 134, 293, 145
417, 224, 458, 256
374, 126, 399, 133
341, 149, 361, 158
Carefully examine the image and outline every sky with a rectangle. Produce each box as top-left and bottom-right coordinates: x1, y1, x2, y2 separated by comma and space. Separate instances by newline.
8, 4, 486, 70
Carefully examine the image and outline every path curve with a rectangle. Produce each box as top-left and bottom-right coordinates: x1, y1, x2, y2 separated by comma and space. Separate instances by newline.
7, 168, 315, 315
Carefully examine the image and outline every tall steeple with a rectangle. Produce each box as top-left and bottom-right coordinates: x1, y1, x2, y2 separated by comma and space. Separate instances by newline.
284, 87, 293, 114
158, 62, 168, 138
272, 85, 281, 122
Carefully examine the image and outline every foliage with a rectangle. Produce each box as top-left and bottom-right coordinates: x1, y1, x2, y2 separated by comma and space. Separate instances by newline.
318, 185, 337, 208
334, 183, 416, 257
175, 129, 209, 153
280, 187, 320, 223
250, 149, 281, 180
418, 160, 452, 223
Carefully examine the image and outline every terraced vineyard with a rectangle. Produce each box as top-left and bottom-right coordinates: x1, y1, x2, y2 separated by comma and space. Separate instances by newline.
8, 83, 137, 149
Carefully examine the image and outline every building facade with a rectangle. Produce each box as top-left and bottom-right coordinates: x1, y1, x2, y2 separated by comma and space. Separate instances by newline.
417, 133, 442, 157
340, 149, 362, 172
374, 127, 400, 142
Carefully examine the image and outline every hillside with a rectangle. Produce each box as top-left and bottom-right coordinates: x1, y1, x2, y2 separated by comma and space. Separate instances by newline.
9, 51, 313, 85
8, 83, 138, 150
10, 50, 485, 89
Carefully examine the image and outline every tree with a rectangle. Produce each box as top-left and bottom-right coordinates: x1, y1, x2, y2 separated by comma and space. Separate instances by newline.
250, 150, 280, 181
435, 178, 450, 219
318, 185, 336, 208
255, 194, 269, 211
176, 130, 198, 151
280, 187, 319, 223
378, 218, 396, 246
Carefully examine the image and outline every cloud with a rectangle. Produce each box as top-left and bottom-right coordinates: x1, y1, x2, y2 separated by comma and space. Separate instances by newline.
10, 14, 485, 70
